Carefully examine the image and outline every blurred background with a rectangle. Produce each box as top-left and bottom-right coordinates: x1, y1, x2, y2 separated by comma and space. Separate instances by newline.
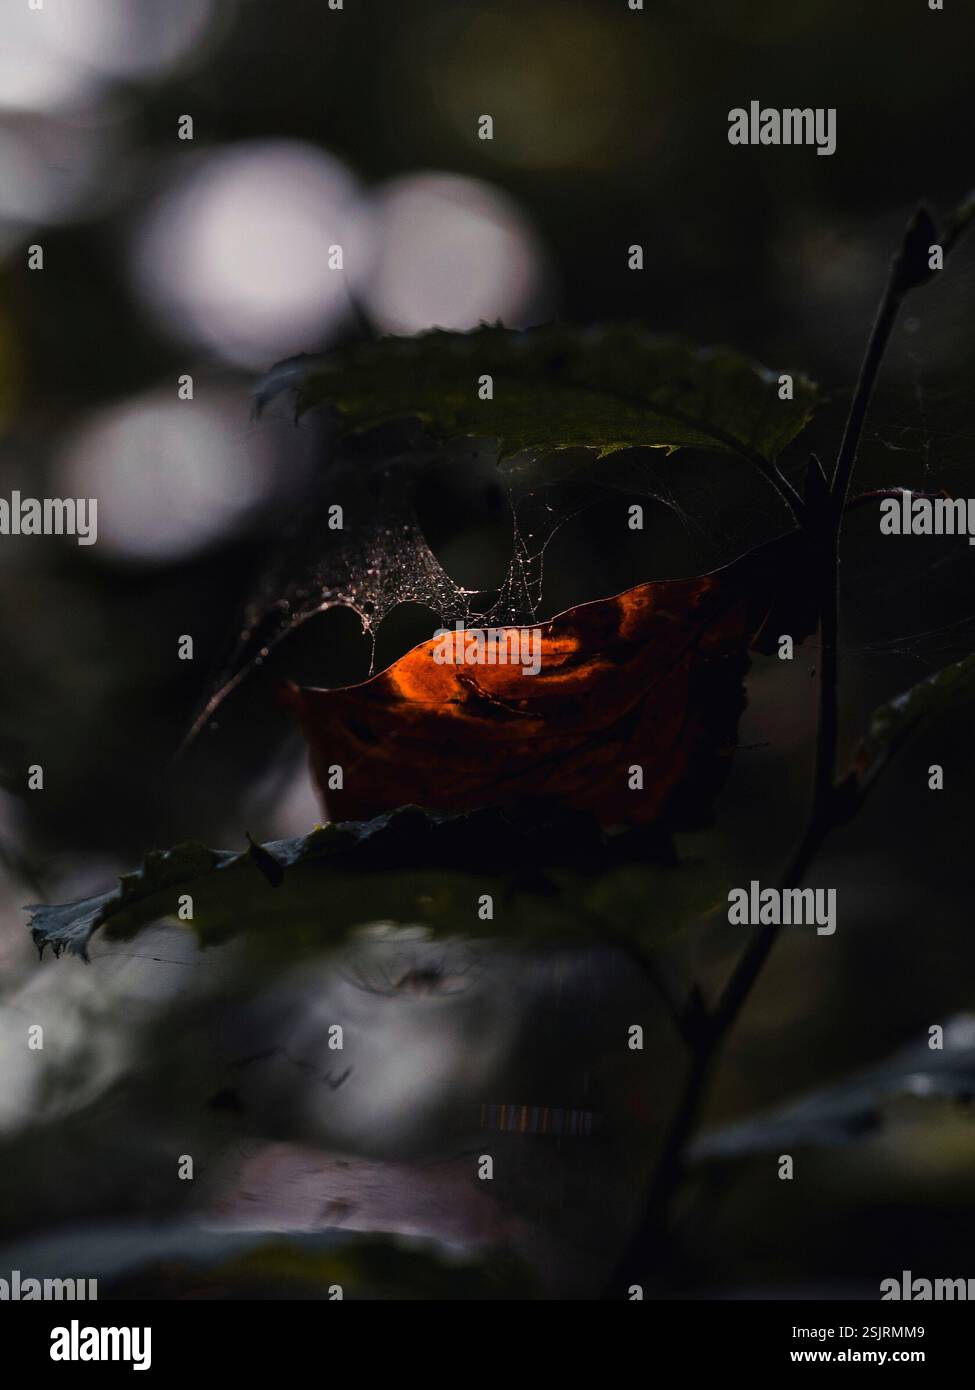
2, 0, 975, 1298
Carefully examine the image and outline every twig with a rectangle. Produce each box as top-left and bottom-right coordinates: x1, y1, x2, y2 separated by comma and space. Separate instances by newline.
609, 929, 703, 1049
606, 197, 973, 1296
734, 443, 805, 524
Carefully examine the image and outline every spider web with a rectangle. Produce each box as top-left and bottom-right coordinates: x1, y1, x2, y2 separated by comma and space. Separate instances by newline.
188, 248, 975, 745
185, 413, 704, 744
838, 237, 975, 677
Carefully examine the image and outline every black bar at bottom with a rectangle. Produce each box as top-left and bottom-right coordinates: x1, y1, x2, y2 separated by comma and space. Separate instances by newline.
0, 1298, 970, 1374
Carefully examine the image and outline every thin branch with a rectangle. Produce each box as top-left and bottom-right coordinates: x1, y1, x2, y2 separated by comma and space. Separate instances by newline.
606, 196, 975, 1297
610, 931, 703, 1049
716, 201, 975, 1043
713, 436, 804, 524
736, 446, 805, 523
830, 282, 905, 510
589, 902, 701, 1047
655, 403, 806, 524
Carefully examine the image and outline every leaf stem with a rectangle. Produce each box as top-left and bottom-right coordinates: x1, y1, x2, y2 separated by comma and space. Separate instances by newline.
605, 199, 967, 1297
745, 450, 806, 524
830, 283, 905, 509
712, 431, 804, 524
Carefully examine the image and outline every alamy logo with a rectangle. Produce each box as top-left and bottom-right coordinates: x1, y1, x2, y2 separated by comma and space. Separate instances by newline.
0, 1270, 97, 1300
432, 622, 542, 676
0, 491, 97, 545
728, 102, 836, 156
879, 489, 975, 544
50, 1320, 151, 1371
728, 881, 836, 935
881, 1270, 975, 1300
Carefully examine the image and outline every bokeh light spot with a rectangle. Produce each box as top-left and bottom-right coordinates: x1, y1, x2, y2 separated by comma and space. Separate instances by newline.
56, 387, 277, 562
352, 171, 548, 335
130, 141, 363, 368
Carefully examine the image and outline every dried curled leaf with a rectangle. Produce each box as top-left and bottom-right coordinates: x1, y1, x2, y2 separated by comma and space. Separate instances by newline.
284, 533, 816, 828
192, 328, 816, 742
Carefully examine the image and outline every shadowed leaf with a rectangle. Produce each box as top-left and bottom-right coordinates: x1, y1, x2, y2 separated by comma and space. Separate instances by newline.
846, 652, 975, 797
691, 1015, 975, 1159
255, 324, 817, 467
0, 1219, 536, 1300
26, 805, 722, 960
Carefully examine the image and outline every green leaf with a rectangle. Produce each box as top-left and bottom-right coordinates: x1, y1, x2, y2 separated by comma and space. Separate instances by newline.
690, 1015, 975, 1159
199, 1232, 538, 1300
848, 652, 975, 795
26, 806, 719, 961
254, 324, 816, 467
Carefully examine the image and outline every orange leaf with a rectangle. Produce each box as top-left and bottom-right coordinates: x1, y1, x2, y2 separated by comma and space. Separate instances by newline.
283, 535, 813, 829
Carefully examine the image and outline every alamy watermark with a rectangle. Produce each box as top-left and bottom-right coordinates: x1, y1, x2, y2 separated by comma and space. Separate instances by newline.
728, 102, 836, 156
879, 489, 975, 544
432, 622, 542, 676
728, 880, 836, 935
50, 1320, 151, 1372
0, 1269, 97, 1300
0, 492, 97, 545
881, 1270, 975, 1300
